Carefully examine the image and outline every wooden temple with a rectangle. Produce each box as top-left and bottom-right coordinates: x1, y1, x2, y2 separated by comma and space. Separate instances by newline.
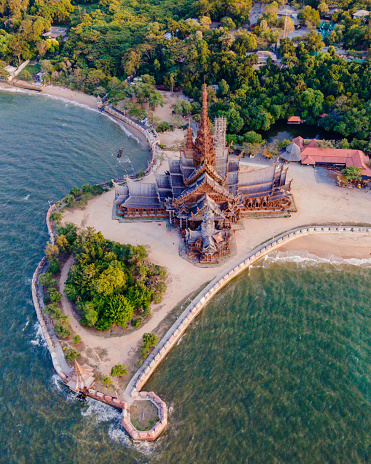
115, 84, 292, 264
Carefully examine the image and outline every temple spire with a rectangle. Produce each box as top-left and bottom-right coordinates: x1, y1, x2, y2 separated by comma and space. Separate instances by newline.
193, 83, 216, 167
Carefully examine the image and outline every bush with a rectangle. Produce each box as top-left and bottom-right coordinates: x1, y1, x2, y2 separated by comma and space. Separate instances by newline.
141, 332, 159, 357
131, 317, 143, 327
91, 184, 104, 195
39, 272, 56, 288
278, 139, 291, 150
64, 284, 78, 301
50, 211, 62, 224
54, 324, 71, 339
143, 306, 151, 318
157, 121, 171, 132
72, 334, 81, 345
70, 187, 82, 198
82, 184, 91, 194
153, 292, 163, 304
44, 303, 63, 319
65, 348, 80, 362
48, 257, 60, 275
45, 242, 59, 259
111, 364, 128, 377
49, 289, 62, 303
64, 194, 75, 207
156, 281, 167, 293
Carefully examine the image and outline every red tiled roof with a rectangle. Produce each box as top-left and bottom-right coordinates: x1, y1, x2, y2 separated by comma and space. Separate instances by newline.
292, 137, 316, 151
288, 116, 301, 122
301, 147, 371, 177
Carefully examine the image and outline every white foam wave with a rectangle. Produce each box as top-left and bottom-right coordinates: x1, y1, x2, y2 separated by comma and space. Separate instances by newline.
40, 92, 99, 113
0, 85, 30, 95
51, 373, 65, 392
252, 250, 371, 268
22, 318, 30, 332
24, 194, 30, 200
81, 396, 121, 423
108, 422, 160, 456
30, 322, 47, 347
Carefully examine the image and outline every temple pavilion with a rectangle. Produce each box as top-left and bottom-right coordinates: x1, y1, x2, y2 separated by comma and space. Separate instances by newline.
115, 84, 292, 263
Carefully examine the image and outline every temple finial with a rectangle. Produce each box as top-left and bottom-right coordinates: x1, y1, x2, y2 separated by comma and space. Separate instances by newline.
202, 83, 208, 117
193, 83, 216, 167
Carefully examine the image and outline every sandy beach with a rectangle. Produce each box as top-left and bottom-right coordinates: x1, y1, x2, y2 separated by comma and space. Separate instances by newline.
60, 157, 371, 388
279, 234, 371, 259
0, 81, 98, 108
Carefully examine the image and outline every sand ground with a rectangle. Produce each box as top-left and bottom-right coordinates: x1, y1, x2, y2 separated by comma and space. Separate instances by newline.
61, 158, 371, 389
0, 82, 98, 109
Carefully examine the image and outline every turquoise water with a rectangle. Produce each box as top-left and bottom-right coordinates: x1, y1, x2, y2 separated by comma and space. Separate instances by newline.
0, 90, 370, 463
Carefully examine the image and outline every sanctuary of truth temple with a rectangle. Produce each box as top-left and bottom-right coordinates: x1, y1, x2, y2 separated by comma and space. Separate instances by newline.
115, 84, 293, 264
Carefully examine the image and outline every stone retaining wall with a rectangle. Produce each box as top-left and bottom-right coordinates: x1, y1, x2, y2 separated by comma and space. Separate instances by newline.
126, 225, 371, 400
31, 255, 68, 382
121, 392, 168, 441
34, 208, 371, 441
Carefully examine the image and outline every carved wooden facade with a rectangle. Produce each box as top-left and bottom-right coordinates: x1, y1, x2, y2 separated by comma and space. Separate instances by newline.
115, 84, 292, 263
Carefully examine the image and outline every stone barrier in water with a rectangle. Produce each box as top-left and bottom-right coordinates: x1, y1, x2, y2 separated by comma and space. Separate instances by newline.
126, 225, 371, 426
36, 202, 371, 442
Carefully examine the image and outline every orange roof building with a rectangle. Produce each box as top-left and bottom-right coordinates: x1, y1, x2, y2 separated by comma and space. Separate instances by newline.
291, 136, 371, 178
287, 116, 301, 124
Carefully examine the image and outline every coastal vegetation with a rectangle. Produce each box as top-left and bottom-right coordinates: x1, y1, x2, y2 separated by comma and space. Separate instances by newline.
110, 363, 128, 377
342, 164, 363, 181
2, 0, 371, 149
56, 224, 167, 331
141, 332, 159, 358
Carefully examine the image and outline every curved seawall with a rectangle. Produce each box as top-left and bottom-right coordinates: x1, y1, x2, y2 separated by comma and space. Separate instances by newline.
33, 212, 371, 441
125, 225, 371, 403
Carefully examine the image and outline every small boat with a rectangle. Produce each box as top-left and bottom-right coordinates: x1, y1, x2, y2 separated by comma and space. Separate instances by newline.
116, 148, 123, 158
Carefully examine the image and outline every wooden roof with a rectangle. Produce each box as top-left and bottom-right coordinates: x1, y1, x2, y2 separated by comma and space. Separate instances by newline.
66, 361, 95, 393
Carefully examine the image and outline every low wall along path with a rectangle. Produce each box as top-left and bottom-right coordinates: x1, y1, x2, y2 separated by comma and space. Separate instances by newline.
126, 226, 371, 405
32, 206, 371, 441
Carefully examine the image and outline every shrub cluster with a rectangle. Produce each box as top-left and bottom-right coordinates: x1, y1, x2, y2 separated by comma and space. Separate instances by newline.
140, 333, 159, 358
57, 224, 167, 331
40, 257, 70, 339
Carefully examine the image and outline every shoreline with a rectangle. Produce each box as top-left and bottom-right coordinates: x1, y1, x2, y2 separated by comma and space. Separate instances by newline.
41, 196, 371, 440
125, 225, 371, 401
22, 83, 371, 440
278, 234, 371, 260
60, 180, 371, 384
0, 82, 149, 146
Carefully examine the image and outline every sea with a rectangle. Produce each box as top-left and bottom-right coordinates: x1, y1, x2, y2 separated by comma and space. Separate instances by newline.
0, 89, 370, 464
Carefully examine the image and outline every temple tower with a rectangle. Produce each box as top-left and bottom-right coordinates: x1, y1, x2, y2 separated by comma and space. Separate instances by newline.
193, 84, 216, 167
214, 117, 228, 178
